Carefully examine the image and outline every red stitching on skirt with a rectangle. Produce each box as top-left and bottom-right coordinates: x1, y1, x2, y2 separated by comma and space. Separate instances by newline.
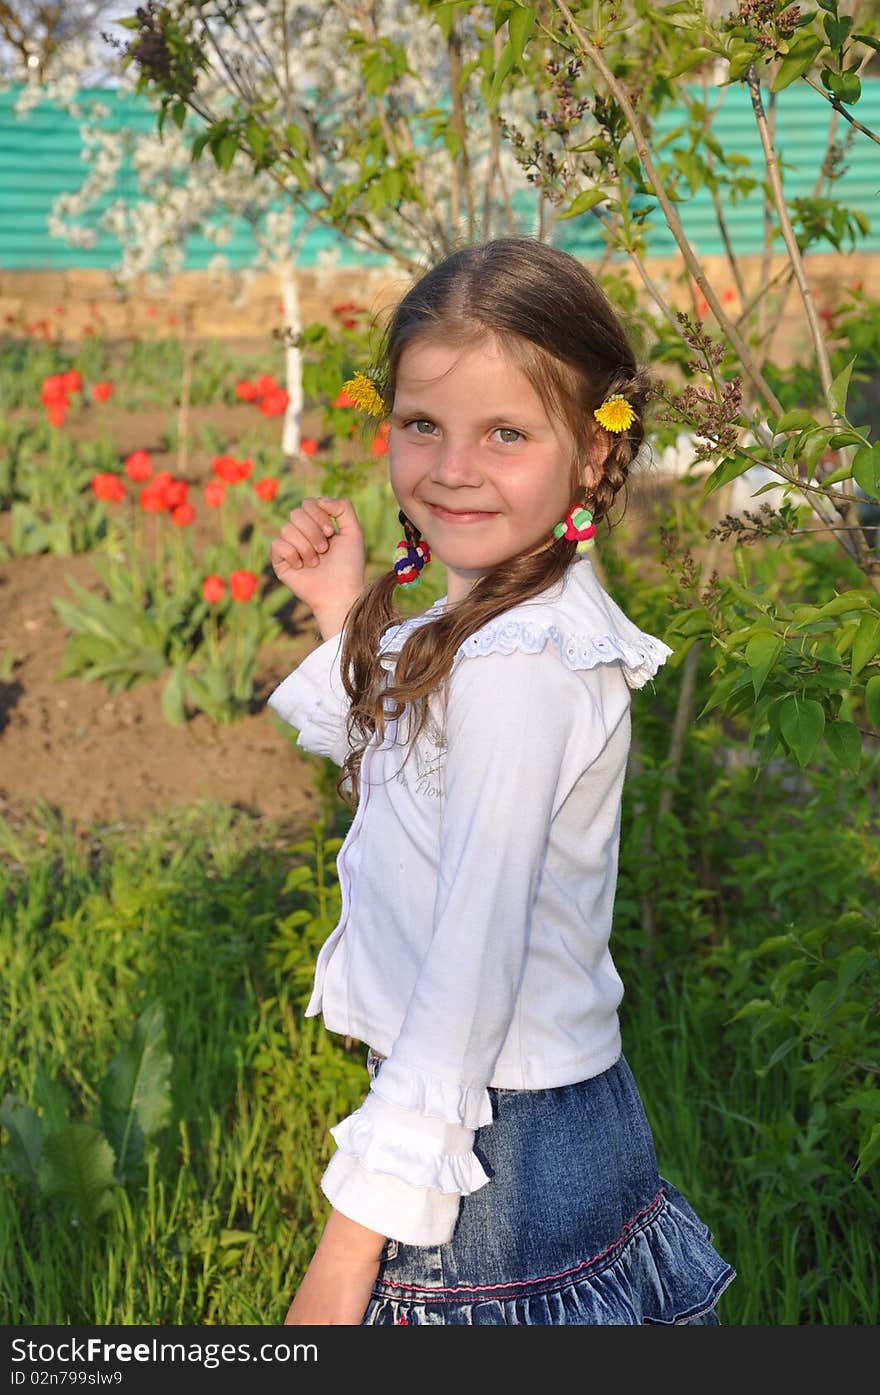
375, 1185, 666, 1298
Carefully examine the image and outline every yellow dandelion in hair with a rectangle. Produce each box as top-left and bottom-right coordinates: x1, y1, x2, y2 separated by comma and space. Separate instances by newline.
341, 371, 386, 418
593, 395, 636, 434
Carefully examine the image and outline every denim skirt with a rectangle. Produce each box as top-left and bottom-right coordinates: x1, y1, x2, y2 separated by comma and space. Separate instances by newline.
361, 1050, 735, 1326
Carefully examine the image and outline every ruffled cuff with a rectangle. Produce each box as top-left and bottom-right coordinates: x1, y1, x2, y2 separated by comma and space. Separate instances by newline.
369, 1053, 493, 1129
266, 632, 350, 765
323, 1091, 491, 1246
321, 1150, 463, 1247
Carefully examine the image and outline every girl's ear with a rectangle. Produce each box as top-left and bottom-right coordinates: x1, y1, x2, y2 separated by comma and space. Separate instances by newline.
579, 425, 611, 496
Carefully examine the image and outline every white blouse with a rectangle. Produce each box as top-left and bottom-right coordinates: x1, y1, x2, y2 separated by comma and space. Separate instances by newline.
267, 557, 672, 1246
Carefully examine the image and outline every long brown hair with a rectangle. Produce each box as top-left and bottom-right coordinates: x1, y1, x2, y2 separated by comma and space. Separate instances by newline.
339, 237, 647, 801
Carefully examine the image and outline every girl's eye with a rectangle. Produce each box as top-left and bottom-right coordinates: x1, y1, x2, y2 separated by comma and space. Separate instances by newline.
495, 427, 522, 444
409, 419, 436, 435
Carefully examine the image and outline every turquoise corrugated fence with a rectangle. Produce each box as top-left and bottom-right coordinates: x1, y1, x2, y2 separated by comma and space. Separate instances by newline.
1, 80, 878, 269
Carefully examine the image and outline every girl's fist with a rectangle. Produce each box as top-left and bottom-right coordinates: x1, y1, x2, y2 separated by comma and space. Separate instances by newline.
270, 497, 365, 638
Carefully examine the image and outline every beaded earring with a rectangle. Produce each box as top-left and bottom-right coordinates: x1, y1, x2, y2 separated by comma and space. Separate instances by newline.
393, 511, 431, 588
552, 503, 596, 550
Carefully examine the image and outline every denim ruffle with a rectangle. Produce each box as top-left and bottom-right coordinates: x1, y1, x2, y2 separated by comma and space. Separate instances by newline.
362, 1178, 735, 1326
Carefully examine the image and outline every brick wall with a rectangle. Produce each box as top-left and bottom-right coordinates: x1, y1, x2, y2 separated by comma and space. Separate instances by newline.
1, 252, 877, 367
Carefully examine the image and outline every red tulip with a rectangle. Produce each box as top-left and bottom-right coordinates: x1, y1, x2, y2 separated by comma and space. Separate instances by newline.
235, 379, 259, 401
41, 374, 67, 404
61, 369, 82, 394
254, 477, 279, 501
202, 574, 225, 604
171, 502, 196, 527
334, 389, 355, 408
140, 488, 167, 513
255, 373, 278, 396
140, 472, 172, 512
229, 569, 259, 602
124, 449, 152, 482
204, 479, 226, 507
91, 473, 126, 503
259, 387, 290, 417
45, 400, 68, 428
166, 479, 188, 508
300, 437, 318, 456
212, 455, 241, 484
236, 457, 253, 482
92, 382, 113, 402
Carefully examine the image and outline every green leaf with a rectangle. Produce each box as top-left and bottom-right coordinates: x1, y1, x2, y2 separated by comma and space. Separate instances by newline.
668, 47, 716, 78
215, 134, 239, 171
761, 1035, 801, 1071
702, 453, 755, 494
828, 355, 857, 417
508, 4, 536, 66
0, 1095, 43, 1184
827, 431, 867, 449
727, 40, 760, 82
488, 38, 515, 107
162, 668, 187, 726
814, 590, 870, 619
824, 15, 854, 50
772, 35, 823, 90
39, 1123, 117, 1230
852, 443, 880, 497
851, 614, 880, 677
824, 67, 862, 103
825, 720, 861, 772
99, 1002, 172, 1180
776, 409, 817, 431
820, 461, 854, 485
779, 694, 825, 767
853, 33, 880, 54
865, 673, 880, 727
745, 630, 783, 699
556, 187, 605, 220
855, 1121, 880, 1178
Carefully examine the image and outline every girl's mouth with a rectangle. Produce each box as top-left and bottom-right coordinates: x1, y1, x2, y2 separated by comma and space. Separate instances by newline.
425, 502, 497, 524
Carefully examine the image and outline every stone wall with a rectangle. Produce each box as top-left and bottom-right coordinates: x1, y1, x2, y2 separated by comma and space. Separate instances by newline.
1, 253, 877, 366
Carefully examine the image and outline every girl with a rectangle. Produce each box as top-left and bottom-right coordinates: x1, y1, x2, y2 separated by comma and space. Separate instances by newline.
268, 237, 735, 1326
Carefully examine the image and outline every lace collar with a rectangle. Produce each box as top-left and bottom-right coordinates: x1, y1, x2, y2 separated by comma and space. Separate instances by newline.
377, 559, 671, 690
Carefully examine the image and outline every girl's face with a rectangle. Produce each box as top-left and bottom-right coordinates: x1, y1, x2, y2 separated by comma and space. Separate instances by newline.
390, 335, 592, 604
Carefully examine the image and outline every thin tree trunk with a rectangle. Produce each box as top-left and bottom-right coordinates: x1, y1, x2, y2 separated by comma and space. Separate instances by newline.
280, 263, 303, 461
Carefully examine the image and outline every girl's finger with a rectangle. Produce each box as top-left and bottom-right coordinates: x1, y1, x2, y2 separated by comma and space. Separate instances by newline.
280, 514, 330, 557
271, 539, 303, 574
317, 497, 358, 535
302, 497, 340, 539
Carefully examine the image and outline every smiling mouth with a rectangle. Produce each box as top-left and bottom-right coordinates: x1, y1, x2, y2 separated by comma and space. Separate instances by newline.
424, 502, 498, 522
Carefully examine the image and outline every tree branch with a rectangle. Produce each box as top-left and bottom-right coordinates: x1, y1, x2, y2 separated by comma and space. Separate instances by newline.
552, 0, 783, 417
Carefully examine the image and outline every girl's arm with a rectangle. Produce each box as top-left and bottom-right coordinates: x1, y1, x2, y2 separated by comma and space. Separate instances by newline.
284, 1208, 386, 1326
267, 497, 365, 764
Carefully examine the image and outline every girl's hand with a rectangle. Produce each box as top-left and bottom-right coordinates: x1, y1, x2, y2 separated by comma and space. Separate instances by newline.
284, 1209, 386, 1326
270, 497, 366, 640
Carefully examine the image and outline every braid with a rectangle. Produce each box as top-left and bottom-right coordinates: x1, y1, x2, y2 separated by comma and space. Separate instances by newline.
399, 509, 422, 549
588, 367, 649, 524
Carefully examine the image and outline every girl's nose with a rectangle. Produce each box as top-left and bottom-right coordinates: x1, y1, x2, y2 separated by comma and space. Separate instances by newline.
429, 441, 482, 486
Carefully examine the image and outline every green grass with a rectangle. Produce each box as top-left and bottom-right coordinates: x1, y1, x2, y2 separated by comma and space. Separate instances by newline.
0, 801, 365, 1324
1, 776, 878, 1325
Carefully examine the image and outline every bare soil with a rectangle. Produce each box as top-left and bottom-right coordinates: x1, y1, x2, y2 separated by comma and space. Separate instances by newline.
0, 399, 331, 838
